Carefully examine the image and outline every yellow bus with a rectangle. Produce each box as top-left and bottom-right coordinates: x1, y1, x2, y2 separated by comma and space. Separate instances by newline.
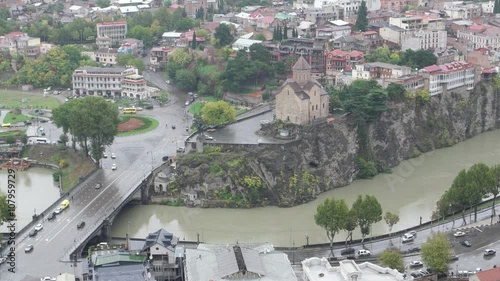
123, 108, 137, 114
1, 123, 12, 128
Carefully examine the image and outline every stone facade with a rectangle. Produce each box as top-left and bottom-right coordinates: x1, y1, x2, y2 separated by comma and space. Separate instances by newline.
275, 56, 329, 125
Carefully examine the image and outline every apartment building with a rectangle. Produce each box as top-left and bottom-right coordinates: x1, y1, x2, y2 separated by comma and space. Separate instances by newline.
313, 0, 364, 17
72, 67, 148, 99
389, 17, 445, 31
420, 61, 477, 96
95, 48, 118, 65
96, 21, 128, 48
456, 25, 500, 51
0, 31, 40, 56
150, 47, 174, 67
184, 0, 218, 17
380, 0, 418, 11
401, 29, 447, 51
382, 75, 425, 92
316, 20, 351, 39
325, 49, 364, 73
353, 62, 411, 80
304, 5, 345, 22
443, 1, 481, 19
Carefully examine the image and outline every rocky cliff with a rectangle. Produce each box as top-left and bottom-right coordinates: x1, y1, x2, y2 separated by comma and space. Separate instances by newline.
169, 82, 500, 208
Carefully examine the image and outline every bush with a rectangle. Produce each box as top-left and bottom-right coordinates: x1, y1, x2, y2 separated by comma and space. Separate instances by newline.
210, 163, 222, 174
58, 159, 69, 168
356, 158, 377, 179
204, 146, 222, 154
53, 170, 61, 182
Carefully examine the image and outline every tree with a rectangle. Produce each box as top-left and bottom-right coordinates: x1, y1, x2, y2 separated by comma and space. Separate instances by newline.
314, 198, 349, 258
254, 33, 266, 41
421, 233, 452, 273
20, 134, 28, 145
491, 164, 500, 216
196, 7, 204, 19
283, 24, 288, 40
0, 193, 14, 225
96, 0, 111, 8
192, 31, 197, 49
214, 23, 234, 47
201, 101, 236, 126
175, 69, 197, 91
249, 43, 271, 62
467, 163, 496, 221
383, 212, 400, 237
5, 135, 15, 146
495, 0, 500, 14
52, 97, 120, 165
176, 18, 194, 30
386, 83, 406, 101
116, 54, 145, 72
354, 0, 368, 31
352, 195, 383, 243
60, 134, 69, 146
379, 249, 404, 272
344, 209, 358, 245
171, 48, 192, 67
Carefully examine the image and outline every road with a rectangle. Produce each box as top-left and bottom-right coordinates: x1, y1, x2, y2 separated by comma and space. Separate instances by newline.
0, 72, 191, 281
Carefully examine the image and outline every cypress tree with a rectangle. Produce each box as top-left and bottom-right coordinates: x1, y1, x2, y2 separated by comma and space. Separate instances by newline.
495, 0, 500, 14
192, 31, 197, 49
273, 26, 277, 41
354, 0, 368, 32
283, 24, 288, 40
278, 25, 282, 41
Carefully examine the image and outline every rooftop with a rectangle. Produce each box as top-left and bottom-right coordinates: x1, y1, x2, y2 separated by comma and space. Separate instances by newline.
142, 228, 178, 251
94, 252, 145, 267
422, 61, 474, 74
97, 21, 127, 26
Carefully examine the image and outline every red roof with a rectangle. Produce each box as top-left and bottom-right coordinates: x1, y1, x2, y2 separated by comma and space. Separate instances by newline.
97, 21, 127, 27
4, 31, 26, 38
482, 68, 496, 74
475, 267, 500, 281
423, 65, 441, 72
259, 16, 275, 24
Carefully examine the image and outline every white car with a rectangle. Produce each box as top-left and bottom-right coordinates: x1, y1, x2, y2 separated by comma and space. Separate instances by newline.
402, 234, 414, 243
111, 153, 116, 159
112, 164, 117, 170
34, 224, 43, 231
358, 249, 371, 256
409, 260, 423, 267
166, 80, 171, 84
176, 147, 185, 153
185, 101, 190, 106
103, 152, 108, 158
54, 207, 62, 214
204, 134, 213, 140
454, 231, 466, 237
41, 278, 56, 281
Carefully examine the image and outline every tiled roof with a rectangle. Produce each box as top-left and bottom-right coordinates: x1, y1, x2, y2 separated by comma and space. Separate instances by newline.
475, 267, 500, 281
293, 56, 311, 70
141, 228, 178, 251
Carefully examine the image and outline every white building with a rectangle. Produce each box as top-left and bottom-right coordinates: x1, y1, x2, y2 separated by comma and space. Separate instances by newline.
443, 1, 481, 19
185, 243, 297, 281
96, 21, 127, 48
389, 17, 445, 31
401, 29, 447, 51
353, 62, 412, 80
481, 1, 494, 14
302, 258, 411, 281
456, 25, 500, 51
313, 0, 363, 17
420, 61, 477, 96
232, 38, 262, 51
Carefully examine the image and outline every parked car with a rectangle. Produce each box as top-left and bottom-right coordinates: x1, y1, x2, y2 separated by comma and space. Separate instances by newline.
162, 156, 169, 161
0, 257, 6, 264
450, 255, 459, 261
103, 153, 108, 158
402, 233, 414, 243
28, 229, 38, 237
408, 231, 417, 237
111, 153, 116, 159
176, 147, 185, 153
77, 221, 86, 230
47, 212, 56, 221
358, 249, 371, 256
419, 270, 429, 276
340, 248, 355, 256
410, 272, 422, 278
409, 261, 424, 268
24, 120, 32, 125
112, 163, 117, 170
171, 125, 176, 129
166, 80, 171, 84
185, 101, 190, 106
24, 244, 34, 253
454, 231, 466, 237
95, 183, 102, 189
54, 207, 62, 214
34, 223, 43, 231
460, 240, 472, 247
145, 105, 153, 110
41, 277, 56, 281
484, 249, 496, 256
408, 247, 421, 253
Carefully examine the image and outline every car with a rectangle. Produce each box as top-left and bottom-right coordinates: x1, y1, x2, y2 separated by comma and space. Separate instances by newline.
34, 223, 43, 231
166, 80, 171, 84
77, 221, 86, 229
185, 101, 190, 106
162, 156, 169, 161
450, 255, 459, 261
204, 134, 213, 140
41, 277, 56, 281
409, 261, 424, 268
454, 231, 466, 237
54, 207, 62, 214
188, 92, 193, 95
407, 231, 417, 236
111, 153, 116, 159
176, 147, 185, 153
24, 245, 34, 253
95, 183, 102, 189
171, 125, 176, 129
103, 152, 108, 158
194, 94, 198, 98
41, 132, 46, 136
402, 234, 414, 243
408, 247, 421, 253
24, 120, 32, 125
112, 163, 117, 170
358, 249, 371, 256
484, 249, 496, 256
340, 248, 355, 256
28, 229, 38, 237
410, 272, 422, 278
145, 105, 154, 110
460, 240, 472, 247
47, 212, 56, 221
419, 270, 429, 276
0, 257, 6, 264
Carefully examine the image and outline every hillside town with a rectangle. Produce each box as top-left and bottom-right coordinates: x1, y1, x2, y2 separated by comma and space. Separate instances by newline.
2, 0, 500, 280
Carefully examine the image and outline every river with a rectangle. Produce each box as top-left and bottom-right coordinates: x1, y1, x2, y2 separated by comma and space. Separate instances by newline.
0, 167, 60, 233
111, 129, 500, 247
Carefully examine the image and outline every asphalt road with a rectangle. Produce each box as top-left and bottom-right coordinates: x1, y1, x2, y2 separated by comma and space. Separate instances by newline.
0, 72, 191, 281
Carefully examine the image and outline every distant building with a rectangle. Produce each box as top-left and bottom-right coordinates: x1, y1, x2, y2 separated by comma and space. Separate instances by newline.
150, 46, 174, 67
141, 228, 183, 281
302, 258, 412, 281
401, 29, 447, 51
443, 1, 481, 19
0, 31, 40, 56
72, 67, 148, 99
420, 61, 477, 96
96, 21, 128, 48
275, 56, 329, 125
353, 62, 411, 80
119, 38, 144, 56
325, 49, 364, 73
162, 32, 183, 46
381, 75, 425, 92
85, 252, 152, 281
231, 38, 262, 51
184, 0, 218, 17
185, 243, 297, 281
456, 25, 500, 51
95, 48, 119, 65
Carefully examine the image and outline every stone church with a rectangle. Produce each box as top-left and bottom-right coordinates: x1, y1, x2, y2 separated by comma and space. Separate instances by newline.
275, 56, 330, 125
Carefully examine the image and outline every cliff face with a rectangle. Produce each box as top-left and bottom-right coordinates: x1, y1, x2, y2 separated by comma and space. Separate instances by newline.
171, 83, 500, 208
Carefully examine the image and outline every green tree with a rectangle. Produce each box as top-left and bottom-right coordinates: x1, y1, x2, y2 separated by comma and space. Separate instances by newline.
352, 195, 383, 243
96, 0, 111, 8
214, 23, 234, 47
314, 198, 349, 258
491, 164, 500, 216
467, 163, 496, 220
354, 0, 368, 31
447, 169, 483, 225
383, 212, 400, 236
344, 209, 358, 245
175, 69, 197, 91
5, 135, 15, 146
60, 134, 69, 146
171, 48, 192, 67
20, 134, 28, 145
201, 101, 236, 126
176, 18, 194, 30
254, 33, 266, 41
52, 97, 119, 165
421, 232, 452, 273
116, 54, 145, 72
196, 7, 204, 19
379, 249, 404, 272
386, 83, 406, 101
283, 24, 288, 40
192, 31, 197, 49
495, 0, 500, 14
0, 193, 14, 225
128, 25, 154, 47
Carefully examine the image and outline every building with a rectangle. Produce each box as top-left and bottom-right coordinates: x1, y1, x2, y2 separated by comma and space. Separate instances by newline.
420, 61, 477, 96
401, 29, 447, 51
96, 21, 128, 48
175, 30, 207, 47
184, 243, 297, 281
302, 257, 412, 281
481, 1, 494, 14
154, 167, 175, 193
314, 0, 380, 16
275, 56, 329, 125
389, 17, 445, 31
184, 0, 218, 17
353, 62, 411, 80
443, 2, 481, 19
141, 228, 183, 281
232, 38, 263, 51
150, 46, 174, 67
457, 25, 500, 51
316, 20, 352, 39
86, 252, 152, 281
470, 267, 500, 281
162, 32, 183, 46
95, 48, 119, 65
381, 75, 425, 92
118, 38, 144, 57
380, 0, 418, 11
72, 67, 148, 99
0, 31, 40, 56
304, 5, 345, 22
325, 49, 364, 73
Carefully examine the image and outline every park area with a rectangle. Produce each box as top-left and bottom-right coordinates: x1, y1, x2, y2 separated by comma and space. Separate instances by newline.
0, 90, 61, 110
117, 115, 159, 136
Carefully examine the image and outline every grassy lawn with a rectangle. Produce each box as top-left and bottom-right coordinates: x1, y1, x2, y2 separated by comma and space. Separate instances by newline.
0, 91, 61, 109
0, 130, 26, 138
117, 115, 159, 137
188, 102, 204, 115
114, 99, 134, 107
201, 96, 217, 102
22, 145, 95, 192
2, 112, 33, 124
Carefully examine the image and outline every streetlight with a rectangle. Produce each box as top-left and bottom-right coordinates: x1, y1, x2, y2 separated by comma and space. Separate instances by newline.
304, 234, 309, 247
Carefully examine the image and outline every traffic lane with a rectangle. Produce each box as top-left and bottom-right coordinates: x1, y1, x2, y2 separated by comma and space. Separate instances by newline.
452, 239, 500, 273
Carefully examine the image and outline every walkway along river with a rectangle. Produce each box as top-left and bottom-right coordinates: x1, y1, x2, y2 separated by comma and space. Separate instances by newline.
111, 129, 500, 247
